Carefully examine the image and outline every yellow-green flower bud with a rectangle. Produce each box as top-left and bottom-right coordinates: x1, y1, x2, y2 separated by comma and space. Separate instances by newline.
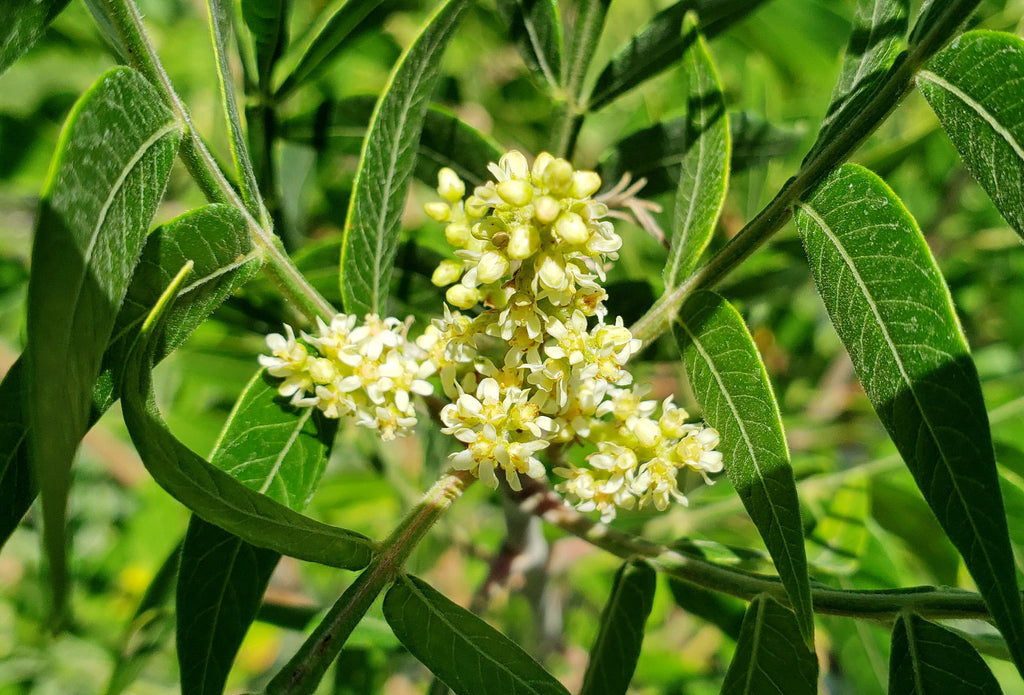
309, 357, 336, 384
477, 251, 510, 285
634, 418, 661, 448
537, 253, 566, 290
445, 222, 472, 247
465, 195, 489, 217
533, 195, 560, 225
496, 179, 533, 207
437, 167, 465, 202
531, 151, 554, 181
431, 260, 463, 286
507, 224, 539, 259
570, 170, 602, 199
500, 150, 529, 178
555, 212, 589, 245
446, 284, 478, 309
543, 158, 574, 194
424, 201, 451, 222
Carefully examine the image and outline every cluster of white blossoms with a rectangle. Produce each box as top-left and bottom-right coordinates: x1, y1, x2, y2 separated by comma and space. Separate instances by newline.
261, 150, 722, 520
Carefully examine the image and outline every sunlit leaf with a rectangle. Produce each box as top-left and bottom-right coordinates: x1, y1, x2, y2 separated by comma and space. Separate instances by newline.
580, 559, 656, 695
384, 574, 570, 695
663, 14, 729, 289
918, 30, 1024, 239
721, 594, 818, 695
495, 0, 562, 89
675, 290, 814, 647
341, 0, 469, 316
794, 162, 1024, 674
0, 0, 71, 76
889, 613, 1002, 694
26, 66, 181, 618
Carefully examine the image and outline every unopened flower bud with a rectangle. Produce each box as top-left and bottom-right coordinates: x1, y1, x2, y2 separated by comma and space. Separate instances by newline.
570, 170, 602, 199
500, 150, 529, 178
543, 158, 574, 193
446, 284, 479, 309
445, 222, 471, 247
477, 251, 510, 285
635, 418, 661, 448
507, 225, 539, 259
465, 196, 489, 217
431, 260, 463, 286
437, 167, 465, 201
534, 195, 560, 224
309, 357, 336, 384
531, 152, 554, 181
496, 179, 533, 207
424, 202, 450, 222
555, 212, 589, 245
537, 253, 566, 290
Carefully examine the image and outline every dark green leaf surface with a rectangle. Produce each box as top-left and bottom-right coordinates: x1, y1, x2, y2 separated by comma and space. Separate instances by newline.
563, 0, 610, 101
667, 577, 745, 641
794, 163, 1024, 674
675, 291, 813, 647
580, 560, 656, 695
806, 472, 869, 576
177, 371, 336, 695
588, 0, 768, 111
242, 0, 289, 92
120, 299, 374, 570
340, 0, 468, 315
384, 574, 570, 695
495, 0, 562, 89
721, 595, 818, 695
806, 0, 908, 163
663, 14, 729, 289
889, 613, 1002, 694
918, 30, 1024, 239
0, 0, 71, 75
0, 358, 32, 551
26, 67, 181, 617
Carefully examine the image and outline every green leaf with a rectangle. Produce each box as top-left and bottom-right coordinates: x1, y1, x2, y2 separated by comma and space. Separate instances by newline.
383, 574, 570, 695
662, 14, 729, 289
177, 370, 336, 695
340, 0, 469, 316
918, 30, 1024, 240
579, 559, 656, 695
794, 163, 1024, 675
120, 291, 375, 571
562, 0, 610, 100
0, 358, 32, 551
588, 0, 769, 112
674, 290, 814, 647
26, 66, 182, 619
667, 577, 745, 641
241, 0, 289, 92
275, 0, 389, 99
721, 595, 818, 695
208, 0, 265, 221
495, 0, 562, 89
889, 613, 1002, 694
806, 472, 869, 576
805, 0, 909, 163
0, 0, 71, 75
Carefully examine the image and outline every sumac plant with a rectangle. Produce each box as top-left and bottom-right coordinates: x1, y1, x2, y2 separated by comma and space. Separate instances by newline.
3, 0, 1024, 692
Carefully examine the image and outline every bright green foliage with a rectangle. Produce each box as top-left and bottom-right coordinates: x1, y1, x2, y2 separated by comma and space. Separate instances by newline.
806, 472, 869, 576
889, 613, 1003, 694
722, 595, 818, 695
676, 290, 814, 647
340, 0, 468, 316
795, 163, 1024, 675
918, 30, 1024, 239
384, 574, 570, 695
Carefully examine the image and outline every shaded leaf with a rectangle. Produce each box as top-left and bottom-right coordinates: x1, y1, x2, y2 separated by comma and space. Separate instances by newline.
675, 290, 813, 647
341, 0, 469, 315
384, 574, 569, 695
0, 0, 71, 76
918, 30, 1024, 239
806, 472, 869, 576
0, 359, 32, 551
794, 163, 1024, 674
721, 595, 818, 695
889, 613, 1002, 694
668, 577, 745, 642
663, 14, 729, 289
26, 66, 181, 618
580, 560, 656, 695
495, 0, 562, 89
805, 0, 909, 163
242, 0, 289, 92
588, 0, 768, 111
177, 370, 336, 695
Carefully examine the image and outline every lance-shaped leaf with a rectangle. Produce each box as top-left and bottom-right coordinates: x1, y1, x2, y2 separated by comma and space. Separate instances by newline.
495, 0, 562, 89
384, 574, 570, 695
241, 0, 289, 93
918, 30, 1024, 240
0, 0, 71, 75
340, 0, 469, 316
674, 291, 813, 647
889, 613, 1002, 694
668, 577, 745, 641
580, 559, 656, 695
663, 14, 729, 289
588, 0, 768, 112
794, 163, 1024, 675
120, 274, 375, 571
562, 0, 610, 102
26, 67, 181, 619
805, 0, 909, 163
806, 472, 869, 576
177, 370, 335, 695
0, 359, 32, 551
722, 595, 818, 695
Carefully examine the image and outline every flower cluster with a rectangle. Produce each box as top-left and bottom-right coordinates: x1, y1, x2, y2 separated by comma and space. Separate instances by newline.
261, 150, 722, 521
